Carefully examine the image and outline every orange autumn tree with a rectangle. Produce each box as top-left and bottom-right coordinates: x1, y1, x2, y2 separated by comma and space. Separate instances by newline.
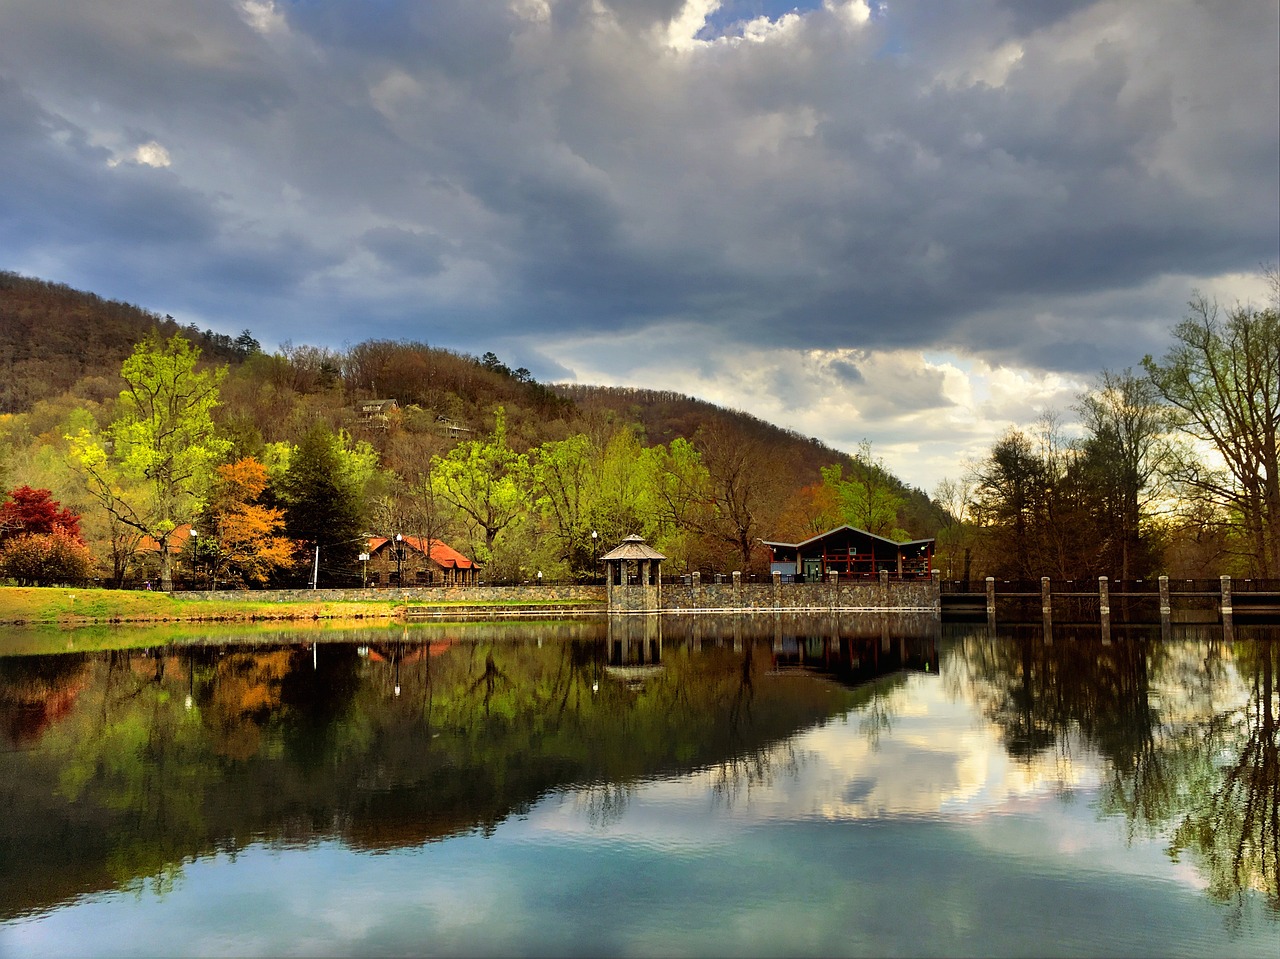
773, 480, 844, 542
199, 458, 294, 586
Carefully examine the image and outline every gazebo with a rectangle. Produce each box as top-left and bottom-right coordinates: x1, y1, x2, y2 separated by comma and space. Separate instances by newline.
600, 534, 666, 611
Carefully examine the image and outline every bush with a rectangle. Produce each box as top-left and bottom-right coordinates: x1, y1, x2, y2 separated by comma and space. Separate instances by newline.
0, 530, 94, 586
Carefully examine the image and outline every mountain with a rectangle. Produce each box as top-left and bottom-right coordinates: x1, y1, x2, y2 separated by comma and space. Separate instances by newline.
0, 272, 256, 414
0, 271, 942, 543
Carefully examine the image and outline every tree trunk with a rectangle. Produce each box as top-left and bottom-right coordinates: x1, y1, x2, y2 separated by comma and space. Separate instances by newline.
159, 533, 173, 591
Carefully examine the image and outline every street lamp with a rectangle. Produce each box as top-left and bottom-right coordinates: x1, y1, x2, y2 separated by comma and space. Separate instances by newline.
359, 552, 370, 588
537, 569, 542, 587
188, 528, 198, 590
394, 533, 405, 586
591, 529, 598, 583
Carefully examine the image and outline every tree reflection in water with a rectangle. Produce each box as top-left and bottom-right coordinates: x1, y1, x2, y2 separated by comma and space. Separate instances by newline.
950, 623, 1279, 919
1, 617, 1274, 928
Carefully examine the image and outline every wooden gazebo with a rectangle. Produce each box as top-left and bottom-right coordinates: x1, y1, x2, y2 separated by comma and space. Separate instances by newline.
600, 534, 665, 611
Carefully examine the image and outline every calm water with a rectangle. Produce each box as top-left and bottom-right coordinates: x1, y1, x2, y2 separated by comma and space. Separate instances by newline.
0, 614, 1276, 958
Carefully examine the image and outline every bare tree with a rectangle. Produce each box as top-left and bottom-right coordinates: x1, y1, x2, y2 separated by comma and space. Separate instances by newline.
1143, 275, 1280, 576
1075, 368, 1174, 581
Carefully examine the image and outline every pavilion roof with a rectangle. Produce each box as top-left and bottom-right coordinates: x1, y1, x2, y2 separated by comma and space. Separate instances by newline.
599, 534, 666, 561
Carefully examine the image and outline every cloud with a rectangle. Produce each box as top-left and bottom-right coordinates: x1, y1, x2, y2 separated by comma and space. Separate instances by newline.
106, 140, 172, 169
0, 0, 1274, 488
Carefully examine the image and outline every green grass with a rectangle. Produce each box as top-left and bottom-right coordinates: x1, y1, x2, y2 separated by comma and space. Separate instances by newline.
0, 586, 604, 627
0, 586, 402, 625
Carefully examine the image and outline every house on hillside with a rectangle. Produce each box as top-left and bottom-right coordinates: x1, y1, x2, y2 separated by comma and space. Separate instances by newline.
356, 399, 399, 429
436, 414, 473, 440
763, 525, 934, 581
365, 534, 480, 587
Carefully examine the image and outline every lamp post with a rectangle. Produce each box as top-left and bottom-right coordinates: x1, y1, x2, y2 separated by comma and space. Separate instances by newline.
394, 533, 405, 586
591, 529, 598, 583
359, 552, 370, 588
188, 528, 198, 590
537, 569, 542, 587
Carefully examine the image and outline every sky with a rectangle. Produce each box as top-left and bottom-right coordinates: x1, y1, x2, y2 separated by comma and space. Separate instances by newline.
1, 0, 1277, 493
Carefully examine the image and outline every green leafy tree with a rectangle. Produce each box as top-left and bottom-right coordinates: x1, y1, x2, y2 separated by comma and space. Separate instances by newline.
532, 433, 600, 579
821, 442, 907, 540
278, 423, 366, 586
431, 407, 530, 562
68, 332, 229, 590
592, 428, 662, 546
1143, 281, 1280, 576
649, 436, 714, 571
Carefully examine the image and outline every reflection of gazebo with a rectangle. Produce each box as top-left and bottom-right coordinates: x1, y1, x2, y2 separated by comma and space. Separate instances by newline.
600, 534, 665, 611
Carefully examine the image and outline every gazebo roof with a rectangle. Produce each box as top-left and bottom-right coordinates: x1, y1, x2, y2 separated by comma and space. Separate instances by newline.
599, 534, 666, 562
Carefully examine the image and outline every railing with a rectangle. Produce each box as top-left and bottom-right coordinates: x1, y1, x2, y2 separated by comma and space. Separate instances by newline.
939, 574, 1280, 625
941, 577, 1280, 595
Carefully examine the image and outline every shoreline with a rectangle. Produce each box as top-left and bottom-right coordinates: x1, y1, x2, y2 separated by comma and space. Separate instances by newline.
0, 585, 604, 627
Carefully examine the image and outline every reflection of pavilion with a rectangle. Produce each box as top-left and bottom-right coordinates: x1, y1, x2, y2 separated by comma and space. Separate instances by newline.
668, 610, 941, 687
606, 613, 663, 681
770, 632, 938, 687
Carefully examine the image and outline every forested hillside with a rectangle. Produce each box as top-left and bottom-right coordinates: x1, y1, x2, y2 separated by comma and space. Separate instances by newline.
7, 269, 1271, 590
0, 273, 943, 590
0, 272, 258, 413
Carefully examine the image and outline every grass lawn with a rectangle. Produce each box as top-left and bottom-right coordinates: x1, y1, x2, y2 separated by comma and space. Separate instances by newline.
0, 586, 605, 626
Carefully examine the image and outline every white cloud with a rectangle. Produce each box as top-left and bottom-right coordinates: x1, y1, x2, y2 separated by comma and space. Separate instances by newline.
664, 0, 723, 50
106, 139, 172, 168
237, 1, 287, 36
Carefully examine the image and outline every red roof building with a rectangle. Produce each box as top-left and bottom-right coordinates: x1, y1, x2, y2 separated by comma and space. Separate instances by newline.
365, 535, 480, 587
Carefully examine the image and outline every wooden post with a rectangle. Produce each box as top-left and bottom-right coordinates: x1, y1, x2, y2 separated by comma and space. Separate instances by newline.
879, 567, 889, 609
1041, 576, 1053, 640
985, 576, 996, 631
932, 568, 941, 617
733, 570, 742, 609
1159, 575, 1171, 641
1099, 576, 1111, 643
773, 570, 781, 610
1221, 574, 1233, 640
829, 569, 840, 611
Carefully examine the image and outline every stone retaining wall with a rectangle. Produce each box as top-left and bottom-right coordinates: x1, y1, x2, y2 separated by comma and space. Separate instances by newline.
174, 574, 938, 615
610, 571, 940, 613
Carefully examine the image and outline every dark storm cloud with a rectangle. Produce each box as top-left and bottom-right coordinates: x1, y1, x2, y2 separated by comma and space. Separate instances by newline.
0, 0, 1274, 382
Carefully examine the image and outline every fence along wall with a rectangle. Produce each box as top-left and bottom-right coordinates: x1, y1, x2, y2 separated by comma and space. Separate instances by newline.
608, 570, 941, 614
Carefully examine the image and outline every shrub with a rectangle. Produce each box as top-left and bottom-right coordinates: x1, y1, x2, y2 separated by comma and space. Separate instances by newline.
0, 530, 94, 586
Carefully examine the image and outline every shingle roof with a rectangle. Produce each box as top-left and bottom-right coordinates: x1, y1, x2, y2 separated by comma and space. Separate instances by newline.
599, 534, 666, 561
368, 535, 478, 569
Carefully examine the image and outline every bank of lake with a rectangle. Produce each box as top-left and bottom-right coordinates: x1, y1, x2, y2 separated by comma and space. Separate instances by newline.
0, 586, 601, 629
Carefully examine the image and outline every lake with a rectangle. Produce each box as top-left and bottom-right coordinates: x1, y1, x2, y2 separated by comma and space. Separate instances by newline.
0, 614, 1276, 957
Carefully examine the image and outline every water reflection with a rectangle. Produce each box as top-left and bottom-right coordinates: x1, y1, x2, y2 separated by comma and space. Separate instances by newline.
945, 621, 1279, 921
0, 616, 1276, 949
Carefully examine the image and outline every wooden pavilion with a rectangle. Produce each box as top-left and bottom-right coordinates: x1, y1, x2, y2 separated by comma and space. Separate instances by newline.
762, 525, 934, 581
